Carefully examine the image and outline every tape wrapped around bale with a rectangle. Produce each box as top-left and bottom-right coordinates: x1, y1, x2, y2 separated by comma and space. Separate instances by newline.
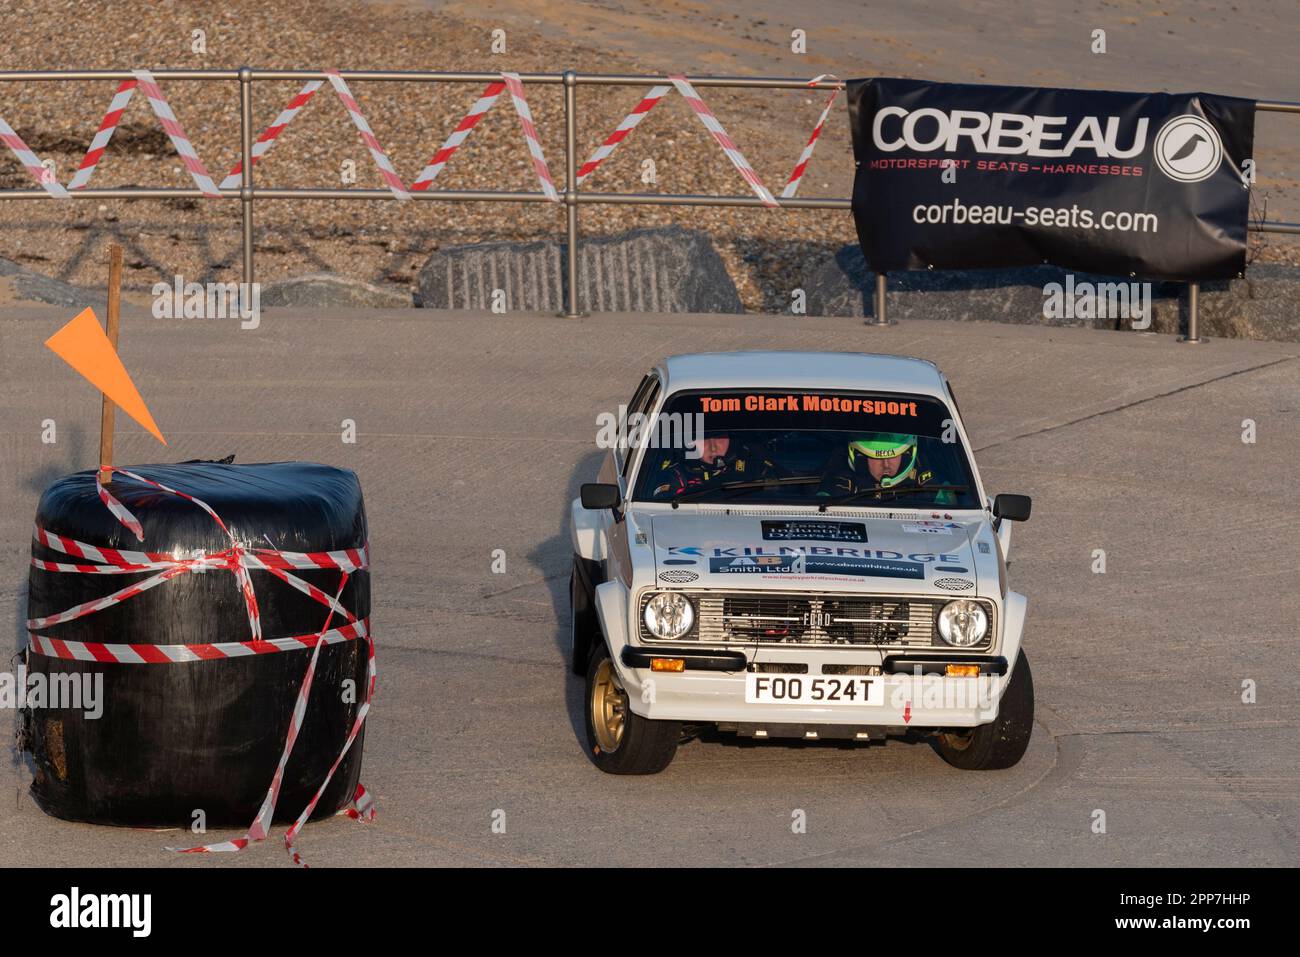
23, 461, 371, 828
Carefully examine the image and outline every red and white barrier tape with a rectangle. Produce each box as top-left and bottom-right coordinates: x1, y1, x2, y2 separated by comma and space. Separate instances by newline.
0, 115, 69, 197
668, 75, 778, 207
574, 74, 839, 200
94, 475, 144, 541
26, 467, 375, 865
501, 72, 559, 202
324, 69, 410, 200
170, 570, 376, 867
28, 619, 369, 664
33, 522, 370, 573
780, 75, 840, 199
29, 559, 212, 630
92, 466, 263, 637
68, 79, 139, 191
282, 621, 376, 867
219, 79, 324, 190
132, 70, 221, 197
409, 80, 506, 192
8, 69, 835, 205
575, 84, 670, 185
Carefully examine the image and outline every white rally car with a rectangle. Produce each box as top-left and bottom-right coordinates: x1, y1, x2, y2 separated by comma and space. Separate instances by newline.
570, 351, 1034, 774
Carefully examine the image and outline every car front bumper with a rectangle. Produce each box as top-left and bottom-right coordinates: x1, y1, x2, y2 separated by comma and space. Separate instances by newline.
615, 644, 1011, 729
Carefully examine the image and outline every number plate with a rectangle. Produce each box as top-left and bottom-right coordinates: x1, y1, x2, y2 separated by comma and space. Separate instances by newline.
745, 673, 883, 706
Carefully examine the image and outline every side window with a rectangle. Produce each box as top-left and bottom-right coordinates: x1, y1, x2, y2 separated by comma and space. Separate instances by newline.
615, 375, 652, 475
620, 373, 661, 481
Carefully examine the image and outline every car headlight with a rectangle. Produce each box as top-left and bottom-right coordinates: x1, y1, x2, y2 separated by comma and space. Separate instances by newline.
643, 592, 695, 639
936, 599, 988, 647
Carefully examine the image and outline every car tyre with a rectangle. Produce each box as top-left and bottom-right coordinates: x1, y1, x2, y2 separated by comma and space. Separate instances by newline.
569, 559, 598, 676
933, 650, 1034, 770
585, 643, 680, 774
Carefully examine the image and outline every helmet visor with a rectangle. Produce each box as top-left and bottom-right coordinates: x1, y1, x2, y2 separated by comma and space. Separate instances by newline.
850, 434, 917, 459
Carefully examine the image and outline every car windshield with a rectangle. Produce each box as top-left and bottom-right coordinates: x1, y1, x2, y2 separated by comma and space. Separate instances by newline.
630, 389, 980, 509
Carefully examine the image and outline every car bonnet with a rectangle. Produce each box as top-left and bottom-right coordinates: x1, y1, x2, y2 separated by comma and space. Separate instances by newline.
647, 510, 995, 597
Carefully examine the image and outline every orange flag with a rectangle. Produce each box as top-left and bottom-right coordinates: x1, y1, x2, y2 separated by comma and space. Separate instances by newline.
44, 307, 166, 445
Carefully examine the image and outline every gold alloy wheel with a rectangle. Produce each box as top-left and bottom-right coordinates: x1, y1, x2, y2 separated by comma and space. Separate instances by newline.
591, 658, 629, 753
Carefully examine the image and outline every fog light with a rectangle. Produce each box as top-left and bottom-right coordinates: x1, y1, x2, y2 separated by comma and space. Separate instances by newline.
946, 663, 980, 677
650, 658, 685, 673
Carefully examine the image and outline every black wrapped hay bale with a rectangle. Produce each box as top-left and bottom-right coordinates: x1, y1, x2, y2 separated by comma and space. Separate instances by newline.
24, 461, 371, 827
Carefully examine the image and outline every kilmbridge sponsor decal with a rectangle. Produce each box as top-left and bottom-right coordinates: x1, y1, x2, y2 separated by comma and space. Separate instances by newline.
670, 545, 961, 562
678, 544, 959, 579
847, 77, 1255, 281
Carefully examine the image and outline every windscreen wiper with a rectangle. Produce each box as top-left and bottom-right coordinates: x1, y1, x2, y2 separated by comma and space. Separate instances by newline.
670, 476, 821, 507
817, 484, 970, 511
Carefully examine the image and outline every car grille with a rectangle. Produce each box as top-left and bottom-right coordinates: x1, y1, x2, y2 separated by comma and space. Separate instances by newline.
640, 591, 993, 649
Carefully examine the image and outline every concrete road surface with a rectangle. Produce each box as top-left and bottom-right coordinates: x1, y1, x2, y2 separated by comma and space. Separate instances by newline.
1, 306, 1297, 867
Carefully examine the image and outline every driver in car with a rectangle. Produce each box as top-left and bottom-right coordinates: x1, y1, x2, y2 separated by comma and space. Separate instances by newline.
817, 433, 951, 502
649, 433, 775, 498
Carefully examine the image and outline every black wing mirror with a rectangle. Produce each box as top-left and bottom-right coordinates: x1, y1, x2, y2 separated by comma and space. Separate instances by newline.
992, 494, 1032, 523
580, 483, 622, 510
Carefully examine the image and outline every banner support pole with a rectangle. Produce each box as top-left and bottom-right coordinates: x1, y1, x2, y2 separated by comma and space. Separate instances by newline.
871, 272, 893, 326
1180, 281, 1204, 343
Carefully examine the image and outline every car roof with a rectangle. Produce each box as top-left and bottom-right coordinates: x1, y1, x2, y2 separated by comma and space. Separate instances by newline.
658, 351, 948, 398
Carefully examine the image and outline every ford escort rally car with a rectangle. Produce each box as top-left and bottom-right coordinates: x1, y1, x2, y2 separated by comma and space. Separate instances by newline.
570, 351, 1034, 774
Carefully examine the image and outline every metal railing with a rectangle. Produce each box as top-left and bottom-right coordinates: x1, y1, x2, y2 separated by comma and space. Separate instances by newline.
1, 68, 1297, 338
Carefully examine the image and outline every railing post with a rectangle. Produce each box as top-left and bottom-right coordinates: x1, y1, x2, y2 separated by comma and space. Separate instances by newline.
238, 65, 254, 289
562, 70, 584, 318
1180, 281, 1203, 343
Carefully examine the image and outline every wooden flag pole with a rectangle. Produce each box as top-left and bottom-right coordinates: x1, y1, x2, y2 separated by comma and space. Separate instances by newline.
97, 244, 124, 485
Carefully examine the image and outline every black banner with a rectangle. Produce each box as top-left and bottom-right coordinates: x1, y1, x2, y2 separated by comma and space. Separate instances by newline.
848, 78, 1256, 281
6, 866, 1283, 941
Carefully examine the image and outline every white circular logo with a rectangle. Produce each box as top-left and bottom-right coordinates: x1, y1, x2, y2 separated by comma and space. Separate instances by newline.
1153, 114, 1223, 183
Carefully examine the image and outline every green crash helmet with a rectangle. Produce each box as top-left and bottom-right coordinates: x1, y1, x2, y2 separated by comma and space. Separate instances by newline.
847, 433, 918, 488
